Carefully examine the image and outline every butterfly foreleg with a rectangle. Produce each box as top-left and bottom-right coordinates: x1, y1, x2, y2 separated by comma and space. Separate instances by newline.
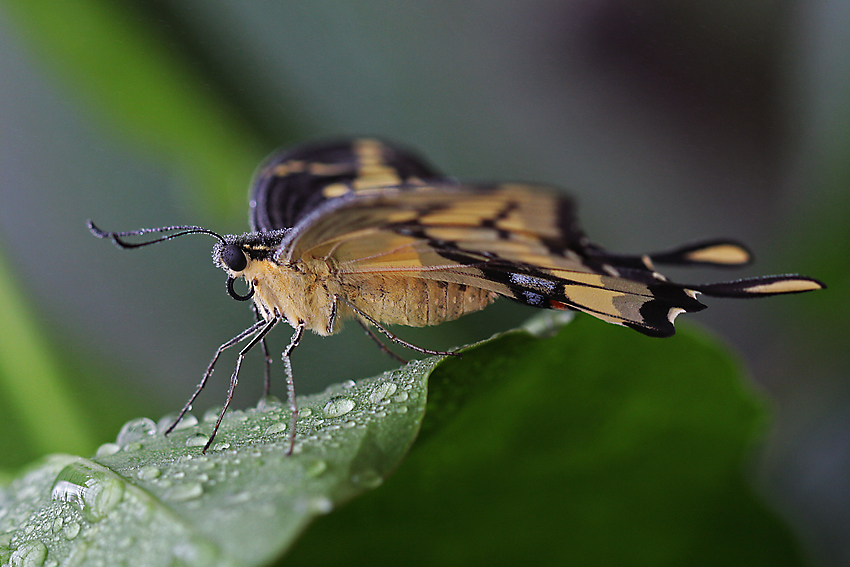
165, 318, 268, 437
203, 316, 280, 453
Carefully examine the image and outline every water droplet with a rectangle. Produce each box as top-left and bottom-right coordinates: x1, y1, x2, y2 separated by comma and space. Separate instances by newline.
137, 466, 161, 481
396, 405, 408, 414
203, 406, 223, 423
9, 540, 47, 567
341, 379, 356, 389
264, 421, 288, 436
185, 434, 209, 447
157, 412, 197, 434
304, 459, 327, 478
170, 537, 218, 567
229, 491, 251, 504
310, 497, 333, 514
212, 442, 230, 452
298, 408, 313, 418
163, 482, 204, 503
52, 462, 125, 522
369, 382, 398, 404
257, 395, 282, 411
116, 417, 156, 445
323, 397, 355, 418
115, 535, 134, 550
62, 521, 80, 540
393, 391, 409, 403
51, 517, 63, 533
94, 443, 121, 458
351, 469, 383, 489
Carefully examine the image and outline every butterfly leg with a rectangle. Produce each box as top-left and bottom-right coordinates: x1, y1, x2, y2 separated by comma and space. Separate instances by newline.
282, 323, 305, 455
355, 318, 408, 364
336, 295, 459, 357
165, 318, 267, 437
253, 305, 274, 397
328, 293, 406, 362
203, 316, 280, 453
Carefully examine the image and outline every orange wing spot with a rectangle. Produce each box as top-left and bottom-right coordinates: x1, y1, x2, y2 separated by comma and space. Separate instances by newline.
549, 299, 569, 310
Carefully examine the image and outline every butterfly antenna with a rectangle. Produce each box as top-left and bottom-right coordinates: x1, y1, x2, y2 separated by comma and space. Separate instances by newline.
88, 220, 226, 248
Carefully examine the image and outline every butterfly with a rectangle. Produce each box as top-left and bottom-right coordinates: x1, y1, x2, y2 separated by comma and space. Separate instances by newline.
89, 138, 825, 454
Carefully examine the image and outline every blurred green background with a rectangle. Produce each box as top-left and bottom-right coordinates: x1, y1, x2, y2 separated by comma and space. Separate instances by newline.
0, 1, 846, 565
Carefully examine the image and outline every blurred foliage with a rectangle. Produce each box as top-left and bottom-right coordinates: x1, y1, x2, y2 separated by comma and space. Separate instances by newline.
1, 0, 278, 218
0, 253, 94, 465
0, 249, 149, 472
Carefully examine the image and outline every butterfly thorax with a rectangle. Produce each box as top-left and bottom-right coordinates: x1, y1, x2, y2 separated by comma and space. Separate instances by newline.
246, 256, 340, 335
213, 231, 340, 335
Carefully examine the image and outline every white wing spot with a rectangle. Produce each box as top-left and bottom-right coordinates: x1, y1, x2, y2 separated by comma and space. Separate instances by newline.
510, 273, 557, 293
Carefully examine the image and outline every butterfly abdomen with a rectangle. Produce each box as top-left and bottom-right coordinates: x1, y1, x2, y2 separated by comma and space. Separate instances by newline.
343, 274, 497, 328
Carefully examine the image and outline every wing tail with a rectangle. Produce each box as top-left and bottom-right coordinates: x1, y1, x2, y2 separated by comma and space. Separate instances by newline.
587, 239, 753, 270
691, 275, 826, 298
646, 239, 753, 267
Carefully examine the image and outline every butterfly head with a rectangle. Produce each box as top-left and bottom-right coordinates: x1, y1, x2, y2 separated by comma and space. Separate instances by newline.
211, 230, 288, 302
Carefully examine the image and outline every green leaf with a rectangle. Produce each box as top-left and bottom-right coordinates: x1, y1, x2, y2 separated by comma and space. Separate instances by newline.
0, 314, 804, 566
0, 356, 437, 567
288, 314, 807, 566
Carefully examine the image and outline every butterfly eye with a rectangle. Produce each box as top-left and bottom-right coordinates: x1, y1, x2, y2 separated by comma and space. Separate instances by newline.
222, 244, 248, 272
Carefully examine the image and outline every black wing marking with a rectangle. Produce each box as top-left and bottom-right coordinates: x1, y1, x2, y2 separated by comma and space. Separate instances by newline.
250, 138, 442, 231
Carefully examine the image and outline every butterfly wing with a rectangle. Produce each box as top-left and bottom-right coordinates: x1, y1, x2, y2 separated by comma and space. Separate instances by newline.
274, 181, 823, 337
